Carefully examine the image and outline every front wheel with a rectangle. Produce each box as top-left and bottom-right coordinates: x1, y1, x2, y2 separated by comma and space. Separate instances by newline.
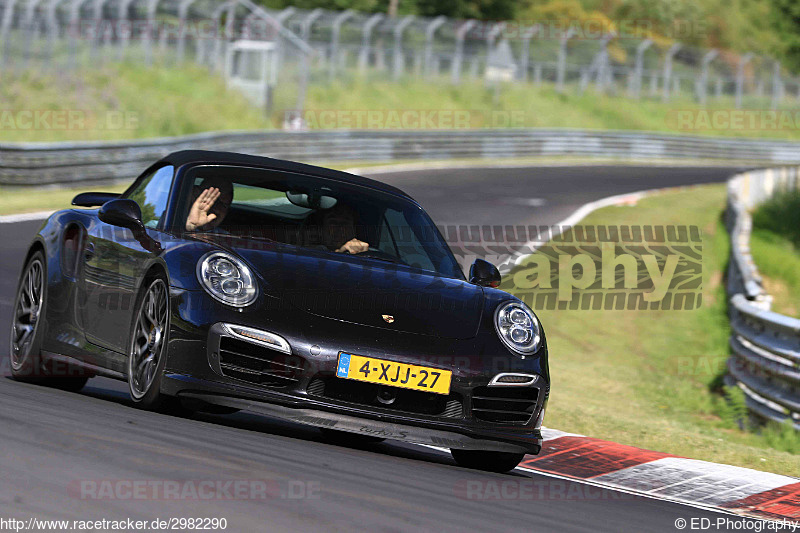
127, 276, 171, 410
450, 449, 525, 473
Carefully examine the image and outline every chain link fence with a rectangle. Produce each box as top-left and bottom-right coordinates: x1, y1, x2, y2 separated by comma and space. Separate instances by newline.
1, 1, 799, 114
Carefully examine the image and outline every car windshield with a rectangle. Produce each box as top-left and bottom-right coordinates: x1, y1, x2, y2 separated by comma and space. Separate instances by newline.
179, 165, 465, 280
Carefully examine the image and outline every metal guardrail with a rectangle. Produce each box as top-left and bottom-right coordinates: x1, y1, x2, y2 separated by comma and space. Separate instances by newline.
726, 166, 800, 430
3, 128, 800, 186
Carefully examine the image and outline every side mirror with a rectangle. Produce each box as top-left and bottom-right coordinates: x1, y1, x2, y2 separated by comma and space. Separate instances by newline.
72, 192, 120, 207
98, 199, 162, 254
469, 258, 501, 288
98, 198, 143, 230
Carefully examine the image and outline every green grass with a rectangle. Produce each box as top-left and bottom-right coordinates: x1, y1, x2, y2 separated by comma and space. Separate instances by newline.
0, 63, 271, 142
0, 184, 130, 215
4, 64, 800, 142
750, 189, 800, 317
502, 184, 800, 476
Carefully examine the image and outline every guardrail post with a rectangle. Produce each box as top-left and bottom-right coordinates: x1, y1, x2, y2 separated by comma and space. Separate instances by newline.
358, 13, 382, 73
68, 0, 94, 68
556, 28, 574, 93
771, 60, 782, 110
518, 25, 540, 82
0, 0, 19, 67
116, 0, 135, 61
300, 8, 321, 43
735, 53, 753, 109
292, 7, 321, 112
44, 0, 69, 65
628, 39, 651, 99
329, 8, 354, 80
141, 0, 164, 65
696, 49, 717, 105
450, 19, 475, 85
91, 0, 107, 49
270, 7, 295, 88
175, 0, 197, 63
21, 0, 44, 66
392, 14, 413, 81
423, 16, 445, 78
662, 43, 680, 102
209, 1, 231, 70
593, 33, 614, 93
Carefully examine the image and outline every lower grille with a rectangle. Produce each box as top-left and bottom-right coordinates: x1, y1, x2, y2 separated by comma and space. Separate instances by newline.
471, 386, 538, 424
218, 336, 306, 387
307, 377, 463, 418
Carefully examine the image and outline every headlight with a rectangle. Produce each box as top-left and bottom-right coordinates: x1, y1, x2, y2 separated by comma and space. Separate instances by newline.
196, 251, 258, 307
494, 300, 541, 356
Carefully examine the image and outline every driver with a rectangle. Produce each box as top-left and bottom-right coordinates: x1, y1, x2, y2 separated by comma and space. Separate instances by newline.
306, 203, 369, 254
186, 177, 233, 232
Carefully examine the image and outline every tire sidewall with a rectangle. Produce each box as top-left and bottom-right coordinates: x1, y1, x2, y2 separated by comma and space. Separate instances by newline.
9, 251, 47, 380
127, 276, 170, 408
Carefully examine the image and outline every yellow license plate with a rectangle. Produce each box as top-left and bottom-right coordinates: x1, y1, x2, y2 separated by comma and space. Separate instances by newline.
336, 353, 452, 395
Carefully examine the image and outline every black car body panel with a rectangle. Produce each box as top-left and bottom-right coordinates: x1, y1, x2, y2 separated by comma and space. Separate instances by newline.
20, 151, 550, 455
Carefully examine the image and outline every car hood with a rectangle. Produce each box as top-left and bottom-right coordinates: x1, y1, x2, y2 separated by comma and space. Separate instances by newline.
210, 238, 485, 340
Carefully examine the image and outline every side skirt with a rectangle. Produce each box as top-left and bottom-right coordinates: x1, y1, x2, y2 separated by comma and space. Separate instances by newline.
41, 351, 126, 381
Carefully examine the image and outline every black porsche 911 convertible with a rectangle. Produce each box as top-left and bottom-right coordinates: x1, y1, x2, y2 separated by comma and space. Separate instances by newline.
9, 151, 549, 472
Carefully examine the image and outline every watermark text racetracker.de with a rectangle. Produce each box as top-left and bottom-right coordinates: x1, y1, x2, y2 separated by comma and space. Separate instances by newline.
0, 110, 139, 131
455, 478, 640, 501
287, 109, 530, 129
68, 479, 320, 501
667, 109, 800, 133
0, 517, 228, 531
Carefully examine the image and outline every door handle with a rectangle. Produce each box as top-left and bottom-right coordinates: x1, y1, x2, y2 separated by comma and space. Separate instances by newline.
84, 242, 95, 261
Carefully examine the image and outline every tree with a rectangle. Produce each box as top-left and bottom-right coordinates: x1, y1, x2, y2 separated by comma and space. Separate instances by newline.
769, 0, 800, 73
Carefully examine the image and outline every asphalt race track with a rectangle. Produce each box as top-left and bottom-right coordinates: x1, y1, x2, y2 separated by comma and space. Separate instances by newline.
0, 165, 756, 532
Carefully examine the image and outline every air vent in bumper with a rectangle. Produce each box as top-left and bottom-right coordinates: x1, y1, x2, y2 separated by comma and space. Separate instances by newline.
471, 386, 539, 424
218, 336, 307, 387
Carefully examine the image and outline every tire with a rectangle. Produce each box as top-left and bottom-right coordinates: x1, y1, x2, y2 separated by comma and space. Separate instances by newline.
319, 428, 385, 445
127, 276, 172, 410
9, 251, 88, 392
450, 449, 525, 473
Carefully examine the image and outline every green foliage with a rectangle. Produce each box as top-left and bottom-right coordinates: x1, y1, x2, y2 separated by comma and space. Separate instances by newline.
749, 189, 800, 317
768, 0, 800, 73
262, 0, 416, 14
416, 0, 518, 19
752, 189, 800, 249
762, 419, 800, 454
717, 385, 749, 429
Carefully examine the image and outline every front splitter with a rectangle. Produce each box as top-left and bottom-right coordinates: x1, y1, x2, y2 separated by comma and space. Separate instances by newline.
179, 390, 537, 454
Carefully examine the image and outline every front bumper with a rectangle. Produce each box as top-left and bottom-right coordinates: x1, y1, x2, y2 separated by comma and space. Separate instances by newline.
162, 372, 543, 454
164, 290, 548, 455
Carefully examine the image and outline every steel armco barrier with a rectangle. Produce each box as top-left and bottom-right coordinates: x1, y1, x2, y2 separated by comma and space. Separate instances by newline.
726, 166, 800, 430
2, 128, 800, 186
